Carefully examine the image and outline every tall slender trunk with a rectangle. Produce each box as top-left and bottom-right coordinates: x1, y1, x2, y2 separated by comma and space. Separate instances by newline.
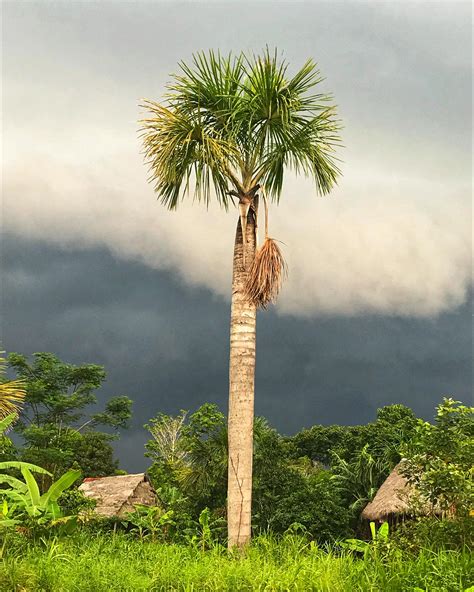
227, 207, 257, 549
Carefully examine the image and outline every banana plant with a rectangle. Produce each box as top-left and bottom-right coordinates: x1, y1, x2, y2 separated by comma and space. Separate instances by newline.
340, 521, 390, 558
0, 413, 81, 527
0, 499, 20, 529
0, 465, 81, 525
185, 508, 226, 551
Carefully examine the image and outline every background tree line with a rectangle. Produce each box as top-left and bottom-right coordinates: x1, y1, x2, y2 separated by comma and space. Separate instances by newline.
3, 351, 472, 547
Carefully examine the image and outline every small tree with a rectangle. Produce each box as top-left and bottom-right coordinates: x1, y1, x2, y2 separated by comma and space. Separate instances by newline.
8, 352, 132, 480
401, 398, 473, 514
145, 404, 228, 514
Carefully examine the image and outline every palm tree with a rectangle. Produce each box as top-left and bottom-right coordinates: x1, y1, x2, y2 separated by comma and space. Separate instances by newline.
140, 49, 341, 547
0, 354, 25, 421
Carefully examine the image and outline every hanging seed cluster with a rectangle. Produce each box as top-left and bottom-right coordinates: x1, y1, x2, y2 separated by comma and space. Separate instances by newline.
246, 238, 288, 309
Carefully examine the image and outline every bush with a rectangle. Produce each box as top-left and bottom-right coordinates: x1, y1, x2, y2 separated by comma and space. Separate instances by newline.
392, 515, 474, 552
253, 425, 351, 541
267, 471, 352, 542
401, 398, 474, 514
58, 488, 96, 515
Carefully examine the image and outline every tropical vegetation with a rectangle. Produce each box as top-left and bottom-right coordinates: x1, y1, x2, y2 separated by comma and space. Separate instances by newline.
0, 350, 472, 590
7, 352, 132, 481
1, 531, 471, 592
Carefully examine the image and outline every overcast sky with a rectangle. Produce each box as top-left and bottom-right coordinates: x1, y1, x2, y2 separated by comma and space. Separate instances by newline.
2, 1, 472, 470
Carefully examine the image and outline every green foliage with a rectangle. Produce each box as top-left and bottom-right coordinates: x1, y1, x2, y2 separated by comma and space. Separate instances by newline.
369, 404, 419, 466
392, 515, 474, 552
123, 505, 181, 542
71, 431, 119, 477
341, 521, 390, 557
186, 507, 226, 551
7, 352, 132, 479
144, 399, 472, 546
0, 352, 26, 421
0, 413, 18, 437
0, 396, 472, 589
332, 444, 388, 516
0, 434, 17, 463
145, 404, 228, 515
253, 422, 351, 541
0, 465, 81, 529
90, 396, 133, 430
263, 470, 351, 543
0, 499, 20, 529
0, 531, 471, 591
0, 414, 19, 462
141, 48, 341, 210
289, 403, 417, 467
8, 352, 105, 427
288, 404, 418, 527
58, 488, 96, 516
401, 398, 474, 513
146, 405, 352, 543
0, 416, 51, 479
289, 424, 357, 465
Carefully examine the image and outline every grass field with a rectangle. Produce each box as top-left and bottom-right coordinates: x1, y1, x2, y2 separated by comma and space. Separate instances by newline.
1, 532, 472, 591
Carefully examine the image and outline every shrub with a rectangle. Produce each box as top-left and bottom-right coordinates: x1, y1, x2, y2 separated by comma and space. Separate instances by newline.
58, 488, 96, 516
392, 515, 474, 552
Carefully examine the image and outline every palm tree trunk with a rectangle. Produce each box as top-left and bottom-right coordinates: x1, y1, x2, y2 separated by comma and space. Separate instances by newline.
227, 207, 257, 549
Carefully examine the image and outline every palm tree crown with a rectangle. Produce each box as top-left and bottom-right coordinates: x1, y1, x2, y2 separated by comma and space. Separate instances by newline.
141, 49, 341, 209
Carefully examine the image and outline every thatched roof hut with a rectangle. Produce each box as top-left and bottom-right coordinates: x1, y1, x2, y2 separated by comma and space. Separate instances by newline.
362, 463, 444, 522
361, 464, 413, 521
79, 473, 157, 518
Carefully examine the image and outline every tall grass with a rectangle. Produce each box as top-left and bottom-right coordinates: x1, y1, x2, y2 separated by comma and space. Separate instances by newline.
1, 532, 472, 591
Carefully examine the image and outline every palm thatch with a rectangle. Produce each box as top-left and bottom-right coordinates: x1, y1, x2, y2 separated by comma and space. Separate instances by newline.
361, 463, 441, 521
78, 473, 157, 518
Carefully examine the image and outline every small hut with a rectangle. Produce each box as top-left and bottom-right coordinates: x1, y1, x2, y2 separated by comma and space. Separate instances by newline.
361, 464, 413, 522
79, 473, 157, 518
362, 463, 442, 523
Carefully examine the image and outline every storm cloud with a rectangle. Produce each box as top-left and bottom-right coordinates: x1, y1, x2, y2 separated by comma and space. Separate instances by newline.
3, 1, 472, 317
2, 238, 472, 470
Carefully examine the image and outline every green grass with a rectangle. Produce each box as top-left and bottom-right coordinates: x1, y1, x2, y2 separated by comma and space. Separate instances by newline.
1, 532, 472, 591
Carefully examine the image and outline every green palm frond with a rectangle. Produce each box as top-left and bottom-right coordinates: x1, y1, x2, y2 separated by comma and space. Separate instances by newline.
0, 355, 25, 421
254, 113, 341, 197
170, 51, 245, 120
141, 100, 240, 209
140, 48, 342, 209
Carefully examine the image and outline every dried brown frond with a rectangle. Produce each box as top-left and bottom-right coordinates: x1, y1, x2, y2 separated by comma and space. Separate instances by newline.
246, 238, 288, 309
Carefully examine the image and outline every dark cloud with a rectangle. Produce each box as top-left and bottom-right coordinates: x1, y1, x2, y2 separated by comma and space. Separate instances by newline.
3, 1, 471, 320
2, 236, 471, 471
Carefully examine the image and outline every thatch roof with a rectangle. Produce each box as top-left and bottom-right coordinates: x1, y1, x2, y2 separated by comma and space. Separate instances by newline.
361, 464, 413, 521
362, 463, 444, 521
79, 473, 157, 518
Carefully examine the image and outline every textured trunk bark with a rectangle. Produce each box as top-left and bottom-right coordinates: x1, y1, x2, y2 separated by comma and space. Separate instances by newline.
227, 206, 257, 549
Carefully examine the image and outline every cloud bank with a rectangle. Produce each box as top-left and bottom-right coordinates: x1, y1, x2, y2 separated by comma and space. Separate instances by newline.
3, 1, 471, 319
3, 143, 471, 318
